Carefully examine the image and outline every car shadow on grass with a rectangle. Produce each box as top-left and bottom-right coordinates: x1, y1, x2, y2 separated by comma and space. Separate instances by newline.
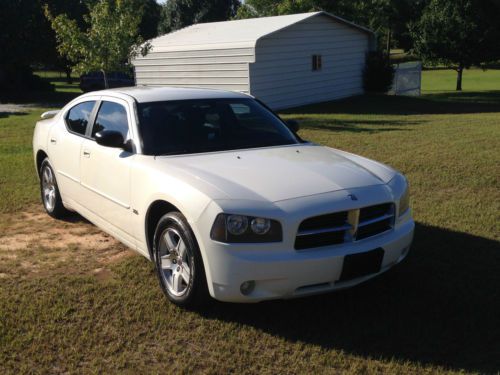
280, 91, 500, 116
200, 223, 500, 374
60, 212, 92, 224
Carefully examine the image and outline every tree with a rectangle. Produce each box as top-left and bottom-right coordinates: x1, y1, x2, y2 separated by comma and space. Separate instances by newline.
45, 0, 150, 88
158, 0, 240, 34
234, 0, 348, 19
0, 0, 58, 91
345, 0, 429, 56
42, 0, 90, 83
410, 0, 500, 90
387, 0, 429, 52
363, 51, 395, 93
0, 0, 53, 69
43, 0, 159, 82
134, 0, 162, 40
236, 0, 429, 56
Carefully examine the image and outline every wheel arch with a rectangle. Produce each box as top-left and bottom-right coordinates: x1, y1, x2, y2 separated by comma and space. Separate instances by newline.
144, 198, 215, 298
36, 149, 49, 177
144, 199, 182, 260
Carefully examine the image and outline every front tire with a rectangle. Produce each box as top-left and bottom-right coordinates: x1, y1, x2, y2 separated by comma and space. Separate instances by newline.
39, 158, 69, 219
153, 212, 209, 308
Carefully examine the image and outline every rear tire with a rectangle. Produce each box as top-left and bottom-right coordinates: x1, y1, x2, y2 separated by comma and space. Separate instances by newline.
39, 158, 70, 219
153, 212, 209, 308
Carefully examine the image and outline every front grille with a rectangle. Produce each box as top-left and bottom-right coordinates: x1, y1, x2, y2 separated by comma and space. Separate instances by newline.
299, 211, 348, 231
294, 203, 395, 250
359, 203, 392, 222
357, 217, 393, 240
295, 229, 345, 250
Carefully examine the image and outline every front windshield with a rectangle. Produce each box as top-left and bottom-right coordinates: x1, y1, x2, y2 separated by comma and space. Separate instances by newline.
137, 98, 299, 155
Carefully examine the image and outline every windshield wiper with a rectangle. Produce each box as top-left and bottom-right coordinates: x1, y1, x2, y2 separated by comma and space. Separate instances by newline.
157, 149, 191, 156
232, 141, 293, 149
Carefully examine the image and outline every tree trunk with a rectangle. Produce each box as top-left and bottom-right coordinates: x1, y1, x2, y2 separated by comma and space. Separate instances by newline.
64, 66, 72, 84
386, 28, 392, 58
102, 69, 109, 89
456, 65, 463, 91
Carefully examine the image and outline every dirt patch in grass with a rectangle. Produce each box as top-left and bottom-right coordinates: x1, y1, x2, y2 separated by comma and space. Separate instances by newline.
0, 206, 136, 279
1, 209, 111, 251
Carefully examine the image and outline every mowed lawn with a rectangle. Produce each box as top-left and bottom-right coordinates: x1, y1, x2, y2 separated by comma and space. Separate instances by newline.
0, 70, 499, 374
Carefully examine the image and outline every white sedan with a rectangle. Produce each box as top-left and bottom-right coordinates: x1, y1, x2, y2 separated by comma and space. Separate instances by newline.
33, 87, 414, 306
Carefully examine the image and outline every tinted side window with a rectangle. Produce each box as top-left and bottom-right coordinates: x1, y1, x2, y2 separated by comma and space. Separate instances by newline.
66, 101, 96, 135
92, 101, 129, 139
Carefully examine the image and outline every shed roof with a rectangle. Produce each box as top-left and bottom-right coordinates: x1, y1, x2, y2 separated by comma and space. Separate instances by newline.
148, 11, 373, 53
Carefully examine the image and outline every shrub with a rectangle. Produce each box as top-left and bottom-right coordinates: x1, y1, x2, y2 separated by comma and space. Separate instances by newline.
363, 52, 395, 93
0, 65, 54, 101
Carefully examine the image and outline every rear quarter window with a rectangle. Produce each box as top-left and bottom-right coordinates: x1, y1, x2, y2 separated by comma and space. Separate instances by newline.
66, 101, 96, 136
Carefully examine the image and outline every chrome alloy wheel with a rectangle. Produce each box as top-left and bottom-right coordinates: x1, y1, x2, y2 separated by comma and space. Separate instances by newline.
158, 228, 192, 297
42, 165, 56, 212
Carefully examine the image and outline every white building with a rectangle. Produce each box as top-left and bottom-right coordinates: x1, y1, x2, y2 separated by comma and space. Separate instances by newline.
132, 12, 375, 110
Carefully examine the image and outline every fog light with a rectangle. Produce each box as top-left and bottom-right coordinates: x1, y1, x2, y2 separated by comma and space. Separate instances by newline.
240, 280, 255, 295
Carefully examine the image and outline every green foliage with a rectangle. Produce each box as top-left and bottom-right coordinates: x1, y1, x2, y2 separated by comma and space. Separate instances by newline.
0, 0, 55, 68
0, 0, 62, 92
158, 0, 240, 34
410, 0, 500, 89
234, 0, 428, 53
45, 0, 150, 80
235, 0, 347, 19
135, 0, 162, 40
0, 1, 89, 78
363, 51, 395, 93
351, 0, 428, 52
42, 0, 90, 66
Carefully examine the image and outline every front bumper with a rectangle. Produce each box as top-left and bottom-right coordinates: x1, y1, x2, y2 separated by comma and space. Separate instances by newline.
200, 216, 414, 303
192, 184, 414, 303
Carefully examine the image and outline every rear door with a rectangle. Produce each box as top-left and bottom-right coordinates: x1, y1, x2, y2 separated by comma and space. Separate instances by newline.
48, 99, 98, 201
80, 97, 136, 240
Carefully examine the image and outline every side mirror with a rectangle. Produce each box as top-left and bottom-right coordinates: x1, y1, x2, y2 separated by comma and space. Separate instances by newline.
95, 130, 124, 148
285, 119, 300, 133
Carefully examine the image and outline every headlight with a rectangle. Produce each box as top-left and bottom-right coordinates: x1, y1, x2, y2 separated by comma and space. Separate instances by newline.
399, 185, 410, 217
250, 217, 271, 235
210, 214, 282, 243
227, 215, 248, 235
388, 173, 410, 217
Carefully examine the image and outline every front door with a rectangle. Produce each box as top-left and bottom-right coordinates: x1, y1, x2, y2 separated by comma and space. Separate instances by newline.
80, 98, 135, 241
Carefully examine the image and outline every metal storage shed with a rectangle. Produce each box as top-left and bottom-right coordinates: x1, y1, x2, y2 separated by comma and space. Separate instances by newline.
132, 11, 375, 110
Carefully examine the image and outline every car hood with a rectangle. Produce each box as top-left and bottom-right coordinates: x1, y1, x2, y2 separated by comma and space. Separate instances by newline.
155, 144, 396, 203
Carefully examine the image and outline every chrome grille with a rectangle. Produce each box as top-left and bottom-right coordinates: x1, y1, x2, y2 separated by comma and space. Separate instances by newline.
294, 203, 395, 250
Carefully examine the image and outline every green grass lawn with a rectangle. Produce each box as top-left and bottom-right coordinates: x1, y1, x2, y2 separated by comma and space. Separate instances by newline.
0, 70, 499, 374
35, 70, 82, 94
2, 71, 82, 105
0, 110, 45, 213
423, 67, 500, 92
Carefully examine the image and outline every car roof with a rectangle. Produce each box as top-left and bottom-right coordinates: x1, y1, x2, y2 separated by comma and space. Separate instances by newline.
91, 86, 251, 103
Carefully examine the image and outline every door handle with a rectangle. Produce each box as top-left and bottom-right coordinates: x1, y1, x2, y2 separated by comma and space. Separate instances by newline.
83, 150, 91, 158
50, 138, 57, 144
